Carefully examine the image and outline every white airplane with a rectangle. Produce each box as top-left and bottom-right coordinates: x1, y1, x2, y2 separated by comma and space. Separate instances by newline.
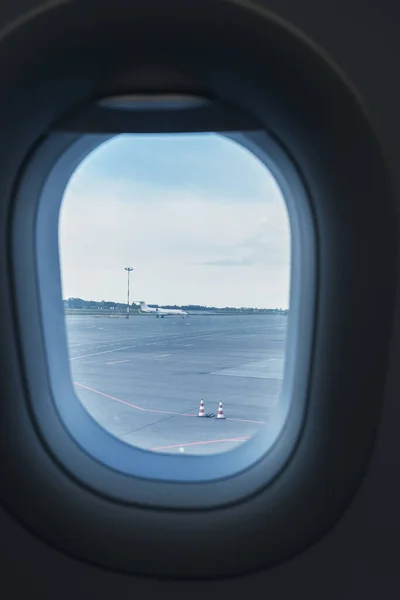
136, 301, 188, 318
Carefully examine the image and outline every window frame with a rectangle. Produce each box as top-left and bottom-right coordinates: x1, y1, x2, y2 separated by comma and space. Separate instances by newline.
10, 128, 315, 509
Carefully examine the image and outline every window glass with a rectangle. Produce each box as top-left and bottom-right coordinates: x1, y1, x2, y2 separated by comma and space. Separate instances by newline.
59, 133, 290, 455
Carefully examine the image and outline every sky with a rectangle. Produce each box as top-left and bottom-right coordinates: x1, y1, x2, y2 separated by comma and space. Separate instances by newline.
59, 133, 291, 308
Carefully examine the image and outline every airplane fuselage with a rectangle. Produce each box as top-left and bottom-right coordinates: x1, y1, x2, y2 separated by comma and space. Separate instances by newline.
137, 302, 188, 317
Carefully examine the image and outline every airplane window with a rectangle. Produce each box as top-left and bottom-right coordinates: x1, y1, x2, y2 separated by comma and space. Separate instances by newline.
59, 133, 291, 456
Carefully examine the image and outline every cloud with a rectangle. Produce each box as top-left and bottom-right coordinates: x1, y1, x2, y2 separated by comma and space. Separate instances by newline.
195, 216, 290, 268
202, 258, 248, 266
59, 134, 291, 308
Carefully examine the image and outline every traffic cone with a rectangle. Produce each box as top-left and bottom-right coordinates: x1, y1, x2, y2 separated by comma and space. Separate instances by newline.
216, 401, 225, 419
198, 399, 205, 417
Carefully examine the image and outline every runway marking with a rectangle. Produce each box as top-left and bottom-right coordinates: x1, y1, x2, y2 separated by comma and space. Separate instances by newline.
67, 335, 138, 347
70, 344, 138, 360
106, 359, 130, 364
154, 354, 171, 358
223, 417, 266, 424
184, 344, 194, 347
151, 437, 250, 451
67, 327, 267, 349
74, 382, 198, 417
73, 382, 266, 424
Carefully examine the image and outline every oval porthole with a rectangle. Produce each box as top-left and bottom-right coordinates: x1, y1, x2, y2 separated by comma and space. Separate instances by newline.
59, 132, 291, 458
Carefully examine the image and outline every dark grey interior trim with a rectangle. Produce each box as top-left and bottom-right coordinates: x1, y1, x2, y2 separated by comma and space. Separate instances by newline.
53, 98, 263, 133
0, 0, 397, 579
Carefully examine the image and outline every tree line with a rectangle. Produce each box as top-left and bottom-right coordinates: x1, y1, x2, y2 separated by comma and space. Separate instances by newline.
63, 298, 288, 314
64, 298, 130, 310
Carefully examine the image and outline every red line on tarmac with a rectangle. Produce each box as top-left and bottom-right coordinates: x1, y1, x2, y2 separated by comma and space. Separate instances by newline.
73, 381, 266, 424
74, 382, 198, 417
151, 437, 250, 451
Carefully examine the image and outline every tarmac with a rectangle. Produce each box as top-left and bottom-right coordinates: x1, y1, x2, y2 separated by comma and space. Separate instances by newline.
67, 313, 287, 455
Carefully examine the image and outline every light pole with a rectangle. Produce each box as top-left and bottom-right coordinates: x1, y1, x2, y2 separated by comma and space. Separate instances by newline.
124, 267, 134, 318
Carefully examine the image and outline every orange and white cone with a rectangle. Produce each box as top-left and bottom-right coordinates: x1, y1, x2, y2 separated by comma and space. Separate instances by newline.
216, 401, 225, 419
198, 399, 205, 417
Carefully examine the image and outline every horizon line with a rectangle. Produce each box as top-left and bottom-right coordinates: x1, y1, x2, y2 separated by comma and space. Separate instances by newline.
63, 297, 288, 311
